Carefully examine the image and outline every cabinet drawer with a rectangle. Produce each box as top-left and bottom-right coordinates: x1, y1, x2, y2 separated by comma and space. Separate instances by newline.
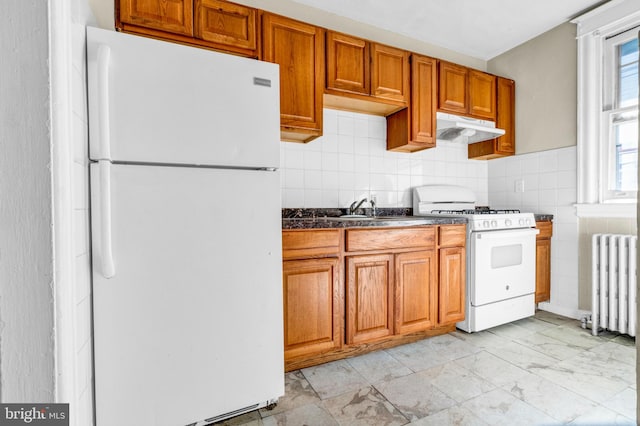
439, 225, 466, 247
346, 227, 435, 252
536, 221, 553, 239
283, 229, 341, 259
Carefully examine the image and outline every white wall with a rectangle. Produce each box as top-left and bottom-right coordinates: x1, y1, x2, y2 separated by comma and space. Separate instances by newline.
488, 23, 578, 154
488, 146, 580, 318
0, 0, 55, 402
281, 109, 489, 208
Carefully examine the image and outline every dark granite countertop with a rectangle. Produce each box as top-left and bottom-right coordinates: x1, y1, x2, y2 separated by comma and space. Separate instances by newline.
535, 214, 554, 222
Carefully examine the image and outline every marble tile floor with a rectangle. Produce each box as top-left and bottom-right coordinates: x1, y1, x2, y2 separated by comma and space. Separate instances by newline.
214, 311, 637, 425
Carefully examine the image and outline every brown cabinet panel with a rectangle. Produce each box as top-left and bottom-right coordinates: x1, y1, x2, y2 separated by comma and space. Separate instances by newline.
371, 43, 410, 103
195, 0, 257, 52
439, 246, 465, 324
262, 13, 324, 142
282, 229, 341, 260
346, 254, 394, 344
395, 250, 437, 334
468, 77, 515, 159
326, 31, 370, 95
283, 258, 341, 360
535, 221, 552, 303
387, 54, 437, 153
438, 61, 467, 114
468, 70, 496, 120
495, 77, 515, 155
120, 0, 193, 36
439, 224, 466, 247
346, 227, 435, 252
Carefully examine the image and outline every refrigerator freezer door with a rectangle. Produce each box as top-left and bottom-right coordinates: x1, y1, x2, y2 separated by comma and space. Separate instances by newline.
87, 27, 280, 169
90, 162, 283, 426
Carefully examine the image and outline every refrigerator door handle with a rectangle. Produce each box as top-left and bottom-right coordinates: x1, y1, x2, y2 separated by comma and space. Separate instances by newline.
97, 45, 111, 159
99, 161, 116, 278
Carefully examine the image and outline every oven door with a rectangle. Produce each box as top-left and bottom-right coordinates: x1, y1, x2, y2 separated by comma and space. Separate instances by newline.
469, 228, 539, 306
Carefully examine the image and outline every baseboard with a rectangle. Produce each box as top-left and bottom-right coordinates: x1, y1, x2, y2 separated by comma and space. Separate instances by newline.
537, 302, 589, 320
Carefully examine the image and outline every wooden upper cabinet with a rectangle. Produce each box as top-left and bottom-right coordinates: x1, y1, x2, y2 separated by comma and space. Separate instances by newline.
468, 77, 515, 159
495, 77, 516, 155
324, 35, 408, 116
371, 43, 410, 104
119, 0, 193, 36
387, 54, 437, 153
262, 13, 324, 143
438, 61, 468, 115
325, 31, 370, 95
468, 69, 496, 120
194, 0, 257, 56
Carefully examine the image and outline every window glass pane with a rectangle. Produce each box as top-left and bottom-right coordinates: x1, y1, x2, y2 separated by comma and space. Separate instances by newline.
611, 111, 638, 191
618, 38, 639, 107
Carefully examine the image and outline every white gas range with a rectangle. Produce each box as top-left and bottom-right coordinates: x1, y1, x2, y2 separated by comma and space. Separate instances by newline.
413, 185, 539, 332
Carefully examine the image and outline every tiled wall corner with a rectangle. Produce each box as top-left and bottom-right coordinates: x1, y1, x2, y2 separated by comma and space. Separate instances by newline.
281, 109, 489, 208
488, 146, 580, 317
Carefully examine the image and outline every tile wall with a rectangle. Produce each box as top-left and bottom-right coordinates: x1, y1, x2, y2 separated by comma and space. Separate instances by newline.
488, 146, 580, 318
280, 109, 489, 209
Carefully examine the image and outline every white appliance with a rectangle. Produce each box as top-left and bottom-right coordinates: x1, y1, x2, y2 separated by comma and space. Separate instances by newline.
87, 27, 284, 426
413, 185, 538, 332
436, 112, 505, 143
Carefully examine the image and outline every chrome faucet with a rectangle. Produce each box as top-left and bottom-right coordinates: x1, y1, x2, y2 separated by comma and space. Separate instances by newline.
349, 198, 368, 215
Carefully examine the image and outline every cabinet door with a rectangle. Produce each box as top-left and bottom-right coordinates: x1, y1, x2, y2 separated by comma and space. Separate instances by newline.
119, 0, 193, 36
395, 250, 437, 334
468, 70, 496, 120
439, 247, 466, 324
535, 239, 551, 303
262, 13, 324, 143
195, 0, 257, 54
326, 31, 370, 95
371, 43, 410, 103
495, 77, 515, 155
438, 61, 467, 114
346, 254, 394, 344
283, 258, 341, 360
410, 54, 437, 146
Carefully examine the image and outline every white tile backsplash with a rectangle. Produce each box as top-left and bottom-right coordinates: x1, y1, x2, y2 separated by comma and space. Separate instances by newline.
281, 109, 489, 208
488, 146, 580, 317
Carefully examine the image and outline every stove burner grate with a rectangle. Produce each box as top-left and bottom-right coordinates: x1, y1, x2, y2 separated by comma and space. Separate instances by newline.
431, 208, 521, 215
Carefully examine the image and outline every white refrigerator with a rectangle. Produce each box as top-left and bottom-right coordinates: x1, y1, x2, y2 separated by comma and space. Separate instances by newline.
87, 27, 284, 426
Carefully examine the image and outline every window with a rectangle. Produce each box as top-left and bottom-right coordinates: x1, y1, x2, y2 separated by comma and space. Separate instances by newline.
574, 1, 640, 217
602, 28, 638, 201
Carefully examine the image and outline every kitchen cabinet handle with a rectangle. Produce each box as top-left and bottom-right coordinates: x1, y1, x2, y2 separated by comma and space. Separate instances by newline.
99, 161, 115, 278
97, 45, 111, 159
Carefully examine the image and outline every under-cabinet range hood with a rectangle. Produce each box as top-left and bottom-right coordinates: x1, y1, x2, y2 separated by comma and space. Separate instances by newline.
436, 112, 505, 143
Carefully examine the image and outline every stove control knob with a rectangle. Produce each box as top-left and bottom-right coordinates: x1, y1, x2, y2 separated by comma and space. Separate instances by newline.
491, 220, 498, 228
518, 218, 525, 226
525, 218, 532, 226
505, 219, 512, 227
483, 220, 489, 229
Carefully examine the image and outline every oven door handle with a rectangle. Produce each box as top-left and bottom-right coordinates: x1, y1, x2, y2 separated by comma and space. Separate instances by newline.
473, 228, 540, 240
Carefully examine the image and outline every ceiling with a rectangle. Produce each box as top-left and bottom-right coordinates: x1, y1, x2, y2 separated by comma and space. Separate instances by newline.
290, 0, 608, 60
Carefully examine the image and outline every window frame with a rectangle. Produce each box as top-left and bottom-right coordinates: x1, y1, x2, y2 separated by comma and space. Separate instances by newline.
573, 0, 640, 218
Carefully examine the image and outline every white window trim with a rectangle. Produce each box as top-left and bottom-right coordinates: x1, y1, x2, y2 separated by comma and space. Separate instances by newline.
573, 0, 640, 218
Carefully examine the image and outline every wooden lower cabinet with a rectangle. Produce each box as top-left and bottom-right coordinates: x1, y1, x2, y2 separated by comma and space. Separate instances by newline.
283, 258, 341, 360
438, 246, 465, 324
535, 221, 553, 303
283, 225, 466, 370
346, 254, 394, 344
395, 250, 437, 334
